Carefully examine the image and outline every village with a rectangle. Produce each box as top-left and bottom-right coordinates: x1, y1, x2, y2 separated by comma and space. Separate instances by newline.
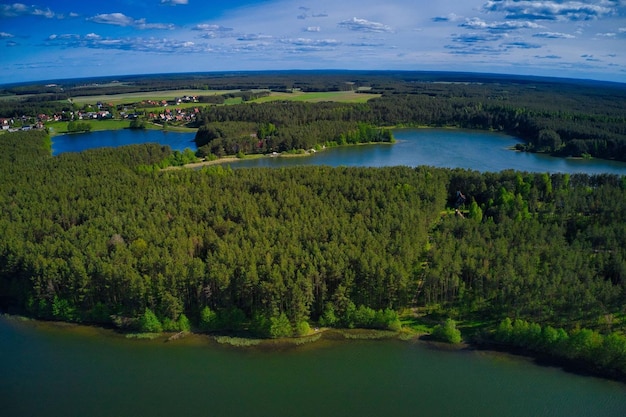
0, 95, 200, 132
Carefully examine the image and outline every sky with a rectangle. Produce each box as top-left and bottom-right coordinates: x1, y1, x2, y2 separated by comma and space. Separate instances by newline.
1, 0, 626, 84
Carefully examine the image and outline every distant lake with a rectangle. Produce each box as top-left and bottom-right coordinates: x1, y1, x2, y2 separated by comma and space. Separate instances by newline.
51, 129, 196, 156
52, 128, 626, 174
2, 317, 625, 417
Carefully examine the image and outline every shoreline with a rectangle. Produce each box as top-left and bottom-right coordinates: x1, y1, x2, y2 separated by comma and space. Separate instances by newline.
2, 313, 623, 385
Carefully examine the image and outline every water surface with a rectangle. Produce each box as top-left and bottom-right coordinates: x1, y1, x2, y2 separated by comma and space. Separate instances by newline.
231, 129, 626, 174
52, 128, 626, 174
51, 129, 196, 156
1, 317, 624, 417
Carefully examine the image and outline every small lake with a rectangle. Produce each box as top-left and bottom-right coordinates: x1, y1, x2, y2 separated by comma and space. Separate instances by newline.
1, 317, 625, 417
51, 129, 196, 156
52, 128, 626, 174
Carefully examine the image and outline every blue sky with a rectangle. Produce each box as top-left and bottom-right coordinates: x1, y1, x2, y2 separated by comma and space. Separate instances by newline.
1, 0, 625, 84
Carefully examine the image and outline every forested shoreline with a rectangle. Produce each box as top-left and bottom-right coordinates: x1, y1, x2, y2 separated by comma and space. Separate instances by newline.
191, 92, 626, 161
2, 71, 625, 162
1, 129, 625, 379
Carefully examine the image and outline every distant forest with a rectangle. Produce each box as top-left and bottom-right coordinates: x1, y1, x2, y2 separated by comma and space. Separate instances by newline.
2, 71, 626, 161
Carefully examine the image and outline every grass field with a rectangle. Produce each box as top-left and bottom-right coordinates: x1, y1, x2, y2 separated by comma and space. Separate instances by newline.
68, 89, 237, 105
45, 119, 161, 135
67, 89, 380, 106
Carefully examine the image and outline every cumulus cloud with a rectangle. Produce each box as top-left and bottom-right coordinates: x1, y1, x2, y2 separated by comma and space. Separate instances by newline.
482, 0, 616, 22
1, 3, 56, 18
161, 0, 189, 5
460, 17, 543, 31
88, 13, 174, 30
533, 31, 576, 39
338, 17, 392, 33
297, 8, 328, 20
88, 13, 135, 26
192, 24, 235, 39
304, 26, 321, 32
0, 32, 14, 38
46, 32, 206, 53
282, 38, 339, 47
192, 24, 233, 32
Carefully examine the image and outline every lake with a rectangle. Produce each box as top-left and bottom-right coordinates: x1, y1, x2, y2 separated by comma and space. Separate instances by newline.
51, 128, 626, 174
1, 317, 625, 417
51, 129, 197, 156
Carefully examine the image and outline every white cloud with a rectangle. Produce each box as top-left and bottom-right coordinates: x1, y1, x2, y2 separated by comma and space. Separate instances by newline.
338, 17, 392, 33
533, 32, 576, 39
0, 32, 14, 38
161, 0, 189, 5
87, 13, 174, 30
282, 38, 339, 47
88, 13, 137, 27
460, 17, 543, 31
192, 24, 233, 32
46, 33, 209, 53
305, 26, 321, 32
482, 1, 616, 22
1, 3, 55, 18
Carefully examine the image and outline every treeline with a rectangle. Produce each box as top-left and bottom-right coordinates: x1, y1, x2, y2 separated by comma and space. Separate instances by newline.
194, 101, 394, 155
192, 89, 626, 161
487, 318, 626, 380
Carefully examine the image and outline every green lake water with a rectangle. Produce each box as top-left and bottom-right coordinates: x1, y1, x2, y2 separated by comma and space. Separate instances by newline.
1, 317, 625, 417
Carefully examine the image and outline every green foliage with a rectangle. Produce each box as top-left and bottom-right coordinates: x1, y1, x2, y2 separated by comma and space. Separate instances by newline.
319, 303, 338, 327
468, 200, 483, 222
139, 308, 163, 333
67, 121, 92, 133
129, 119, 146, 130
295, 320, 311, 336
199, 306, 218, 332
269, 313, 292, 338
175, 315, 192, 333
492, 318, 626, 377
52, 297, 77, 322
432, 318, 462, 344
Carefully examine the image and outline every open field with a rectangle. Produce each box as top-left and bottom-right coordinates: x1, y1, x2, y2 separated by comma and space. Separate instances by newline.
61, 89, 380, 107
68, 89, 238, 105
45, 119, 161, 134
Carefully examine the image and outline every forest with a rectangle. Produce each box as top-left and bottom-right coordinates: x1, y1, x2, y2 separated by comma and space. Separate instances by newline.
191, 86, 626, 161
2, 71, 625, 161
0, 129, 625, 378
